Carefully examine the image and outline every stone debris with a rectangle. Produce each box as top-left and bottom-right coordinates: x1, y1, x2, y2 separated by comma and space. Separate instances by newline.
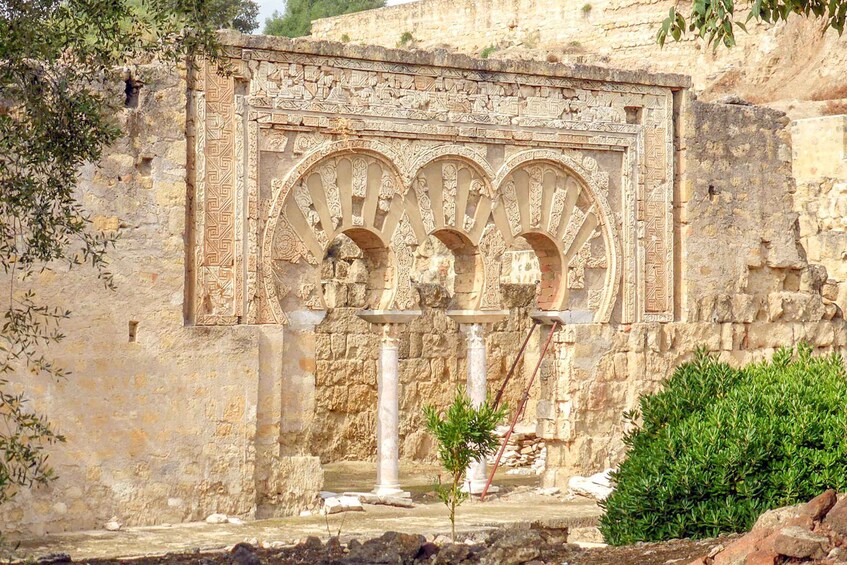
204, 513, 228, 524
346, 531, 426, 563
567, 469, 615, 501
321, 495, 365, 514
689, 489, 847, 564
227, 516, 244, 525
488, 424, 546, 473
230, 542, 260, 565
36, 553, 72, 564
345, 491, 415, 508
103, 517, 122, 531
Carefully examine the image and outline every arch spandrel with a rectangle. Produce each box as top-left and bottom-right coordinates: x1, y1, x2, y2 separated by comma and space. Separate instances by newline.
403, 148, 497, 312
492, 150, 622, 323
262, 141, 407, 324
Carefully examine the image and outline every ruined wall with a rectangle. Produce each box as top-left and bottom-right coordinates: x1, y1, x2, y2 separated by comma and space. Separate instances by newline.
792, 116, 847, 315
0, 64, 323, 537
537, 98, 847, 487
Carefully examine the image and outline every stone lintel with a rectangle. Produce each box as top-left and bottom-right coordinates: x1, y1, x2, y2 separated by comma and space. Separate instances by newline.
530, 310, 594, 325
356, 310, 422, 325
446, 309, 510, 325
220, 31, 692, 89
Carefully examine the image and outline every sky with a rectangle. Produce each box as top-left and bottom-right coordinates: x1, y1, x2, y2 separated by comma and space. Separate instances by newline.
256, 0, 417, 32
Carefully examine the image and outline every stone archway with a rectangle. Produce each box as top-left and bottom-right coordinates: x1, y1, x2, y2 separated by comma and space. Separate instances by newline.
262, 141, 407, 322
491, 150, 622, 322
401, 148, 497, 311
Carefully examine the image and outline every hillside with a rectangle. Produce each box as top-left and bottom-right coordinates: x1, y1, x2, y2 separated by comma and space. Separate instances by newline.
311, 0, 847, 118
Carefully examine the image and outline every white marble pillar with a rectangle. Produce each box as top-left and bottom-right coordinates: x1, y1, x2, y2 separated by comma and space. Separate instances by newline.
374, 322, 404, 497
462, 323, 491, 494
357, 310, 419, 498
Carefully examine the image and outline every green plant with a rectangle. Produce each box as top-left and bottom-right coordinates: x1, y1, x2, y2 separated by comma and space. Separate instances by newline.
656, 0, 847, 49
600, 344, 847, 545
340, 33, 351, 42
424, 388, 505, 541
397, 31, 415, 47
263, 0, 385, 37
480, 45, 498, 58
581, 3, 592, 13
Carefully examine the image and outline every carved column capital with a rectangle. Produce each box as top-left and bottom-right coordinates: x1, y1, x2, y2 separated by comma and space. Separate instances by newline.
380, 323, 402, 349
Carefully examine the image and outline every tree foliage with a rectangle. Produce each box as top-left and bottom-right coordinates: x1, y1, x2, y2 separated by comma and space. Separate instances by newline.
657, 0, 847, 49
424, 388, 505, 541
600, 345, 847, 545
0, 0, 224, 506
263, 0, 386, 38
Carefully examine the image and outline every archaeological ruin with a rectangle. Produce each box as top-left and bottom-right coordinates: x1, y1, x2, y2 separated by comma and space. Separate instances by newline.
3, 29, 847, 537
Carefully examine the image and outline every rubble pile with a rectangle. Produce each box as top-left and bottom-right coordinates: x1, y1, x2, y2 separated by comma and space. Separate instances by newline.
488, 424, 546, 474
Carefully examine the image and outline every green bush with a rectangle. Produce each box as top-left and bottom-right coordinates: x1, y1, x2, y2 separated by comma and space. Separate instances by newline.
397, 31, 415, 47
480, 45, 498, 59
600, 344, 847, 545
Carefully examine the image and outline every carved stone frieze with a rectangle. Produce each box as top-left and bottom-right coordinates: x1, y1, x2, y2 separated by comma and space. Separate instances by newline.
190, 40, 676, 326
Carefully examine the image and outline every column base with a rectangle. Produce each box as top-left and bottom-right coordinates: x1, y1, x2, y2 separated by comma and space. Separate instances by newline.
462, 479, 499, 495
372, 485, 411, 498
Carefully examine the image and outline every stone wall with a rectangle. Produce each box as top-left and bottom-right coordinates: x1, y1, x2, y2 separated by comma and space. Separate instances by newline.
310, 296, 540, 463
793, 116, 847, 316
0, 63, 323, 536
537, 98, 847, 487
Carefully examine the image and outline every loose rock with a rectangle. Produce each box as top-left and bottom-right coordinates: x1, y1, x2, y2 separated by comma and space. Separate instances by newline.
772, 526, 828, 559
204, 513, 228, 524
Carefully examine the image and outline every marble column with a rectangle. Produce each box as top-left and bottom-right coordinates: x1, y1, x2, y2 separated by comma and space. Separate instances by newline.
357, 310, 420, 497
462, 323, 490, 494
374, 322, 403, 496
448, 310, 508, 495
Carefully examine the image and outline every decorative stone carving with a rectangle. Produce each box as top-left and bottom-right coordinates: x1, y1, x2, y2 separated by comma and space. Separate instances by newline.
391, 217, 418, 310
478, 224, 507, 310
192, 40, 676, 327
442, 162, 458, 226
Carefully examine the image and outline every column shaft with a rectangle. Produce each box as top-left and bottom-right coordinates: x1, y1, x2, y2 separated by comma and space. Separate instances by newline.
375, 323, 403, 496
463, 323, 492, 494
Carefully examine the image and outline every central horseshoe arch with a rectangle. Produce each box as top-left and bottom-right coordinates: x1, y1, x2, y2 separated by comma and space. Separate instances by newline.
491, 150, 622, 323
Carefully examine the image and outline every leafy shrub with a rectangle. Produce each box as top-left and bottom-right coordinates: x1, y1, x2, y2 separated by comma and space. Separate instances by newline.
600, 344, 847, 545
480, 45, 498, 59
581, 3, 592, 13
397, 31, 415, 47
424, 388, 505, 541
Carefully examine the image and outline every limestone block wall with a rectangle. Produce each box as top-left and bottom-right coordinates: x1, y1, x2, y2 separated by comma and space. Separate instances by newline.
310, 289, 540, 463
536, 97, 847, 486
792, 115, 847, 316
676, 100, 838, 325
0, 65, 312, 537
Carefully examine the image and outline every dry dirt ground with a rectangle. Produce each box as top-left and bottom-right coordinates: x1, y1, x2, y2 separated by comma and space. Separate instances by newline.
11, 462, 733, 564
